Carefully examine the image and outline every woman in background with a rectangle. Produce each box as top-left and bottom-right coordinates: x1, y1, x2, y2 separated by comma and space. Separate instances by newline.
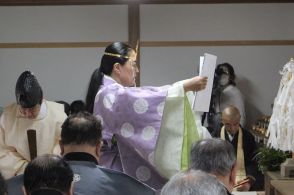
206, 63, 246, 133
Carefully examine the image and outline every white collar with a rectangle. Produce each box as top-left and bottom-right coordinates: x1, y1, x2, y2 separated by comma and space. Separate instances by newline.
104, 75, 117, 82
17, 100, 47, 120
227, 133, 234, 142
36, 100, 47, 119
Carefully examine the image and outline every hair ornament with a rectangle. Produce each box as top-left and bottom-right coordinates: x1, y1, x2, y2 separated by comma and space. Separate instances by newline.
104, 52, 129, 59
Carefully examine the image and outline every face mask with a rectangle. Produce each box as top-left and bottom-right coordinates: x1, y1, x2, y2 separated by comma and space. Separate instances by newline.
219, 75, 229, 86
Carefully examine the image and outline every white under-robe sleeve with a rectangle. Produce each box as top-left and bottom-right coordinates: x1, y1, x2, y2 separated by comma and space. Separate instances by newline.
186, 91, 212, 139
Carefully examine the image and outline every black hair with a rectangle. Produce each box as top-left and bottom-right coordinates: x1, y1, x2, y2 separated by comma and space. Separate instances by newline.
23, 154, 73, 195
31, 189, 63, 195
55, 100, 70, 116
61, 111, 102, 146
85, 42, 133, 113
215, 63, 236, 86
70, 100, 86, 115
15, 71, 43, 108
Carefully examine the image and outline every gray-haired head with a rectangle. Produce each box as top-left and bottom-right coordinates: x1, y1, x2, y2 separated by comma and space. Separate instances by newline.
161, 170, 227, 195
190, 138, 236, 177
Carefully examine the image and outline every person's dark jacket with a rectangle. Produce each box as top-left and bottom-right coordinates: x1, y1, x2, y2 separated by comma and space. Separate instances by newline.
7, 152, 155, 195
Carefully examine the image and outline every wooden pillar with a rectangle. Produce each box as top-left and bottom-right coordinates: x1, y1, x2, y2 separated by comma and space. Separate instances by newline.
128, 3, 140, 86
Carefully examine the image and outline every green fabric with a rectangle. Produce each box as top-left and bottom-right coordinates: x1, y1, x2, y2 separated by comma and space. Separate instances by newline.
181, 95, 199, 170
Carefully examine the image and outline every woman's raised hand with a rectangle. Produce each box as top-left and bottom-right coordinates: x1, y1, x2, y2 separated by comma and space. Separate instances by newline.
183, 76, 208, 92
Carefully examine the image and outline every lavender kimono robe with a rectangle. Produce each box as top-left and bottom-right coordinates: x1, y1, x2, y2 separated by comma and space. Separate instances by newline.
94, 76, 210, 189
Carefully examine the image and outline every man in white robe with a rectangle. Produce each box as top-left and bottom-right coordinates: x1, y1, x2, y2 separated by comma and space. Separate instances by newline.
0, 71, 67, 179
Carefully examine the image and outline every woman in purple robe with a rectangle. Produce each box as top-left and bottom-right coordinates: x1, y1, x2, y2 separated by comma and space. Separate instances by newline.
85, 42, 208, 189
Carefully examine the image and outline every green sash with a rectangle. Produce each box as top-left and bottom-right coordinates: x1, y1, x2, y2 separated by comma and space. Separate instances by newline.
181, 95, 199, 170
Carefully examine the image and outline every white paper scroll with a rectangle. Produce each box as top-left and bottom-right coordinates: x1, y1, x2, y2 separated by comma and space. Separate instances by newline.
193, 53, 217, 112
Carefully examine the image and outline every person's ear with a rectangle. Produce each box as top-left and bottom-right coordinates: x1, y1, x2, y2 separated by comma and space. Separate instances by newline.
95, 140, 102, 159
59, 140, 64, 156
113, 63, 121, 75
221, 119, 225, 126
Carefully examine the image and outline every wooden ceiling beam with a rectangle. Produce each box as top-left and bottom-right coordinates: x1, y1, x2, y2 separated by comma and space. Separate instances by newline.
0, 0, 293, 6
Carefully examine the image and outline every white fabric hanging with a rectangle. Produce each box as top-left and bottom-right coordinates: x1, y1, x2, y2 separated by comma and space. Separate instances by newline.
267, 59, 294, 151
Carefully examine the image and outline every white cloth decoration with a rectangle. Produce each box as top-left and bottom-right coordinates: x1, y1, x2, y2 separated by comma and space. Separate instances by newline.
267, 59, 294, 151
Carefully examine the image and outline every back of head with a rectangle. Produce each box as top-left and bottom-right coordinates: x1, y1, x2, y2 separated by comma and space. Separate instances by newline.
70, 100, 86, 115
85, 42, 133, 113
15, 71, 43, 108
161, 170, 227, 195
190, 138, 236, 177
61, 111, 102, 146
0, 173, 7, 195
23, 154, 73, 195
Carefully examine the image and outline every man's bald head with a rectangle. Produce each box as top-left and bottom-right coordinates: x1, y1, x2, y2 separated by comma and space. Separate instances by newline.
222, 106, 241, 135
222, 106, 240, 121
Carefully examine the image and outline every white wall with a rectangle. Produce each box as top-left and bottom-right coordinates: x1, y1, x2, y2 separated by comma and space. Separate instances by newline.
0, 48, 104, 104
141, 4, 294, 41
0, 5, 128, 42
0, 5, 128, 105
0, 4, 293, 128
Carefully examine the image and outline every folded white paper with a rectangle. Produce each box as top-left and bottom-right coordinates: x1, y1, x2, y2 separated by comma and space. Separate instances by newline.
193, 53, 217, 112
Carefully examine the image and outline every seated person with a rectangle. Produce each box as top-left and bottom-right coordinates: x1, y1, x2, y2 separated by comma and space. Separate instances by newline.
0, 71, 67, 179
161, 169, 227, 195
23, 154, 73, 195
6, 112, 155, 195
212, 106, 263, 191
190, 138, 237, 194
60, 112, 155, 195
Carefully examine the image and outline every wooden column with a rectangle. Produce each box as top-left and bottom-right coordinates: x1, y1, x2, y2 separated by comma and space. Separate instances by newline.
128, 3, 140, 86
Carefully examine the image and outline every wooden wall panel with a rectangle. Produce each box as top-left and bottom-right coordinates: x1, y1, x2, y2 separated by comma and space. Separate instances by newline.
0, 0, 294, 6
128, 3, 140, 86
